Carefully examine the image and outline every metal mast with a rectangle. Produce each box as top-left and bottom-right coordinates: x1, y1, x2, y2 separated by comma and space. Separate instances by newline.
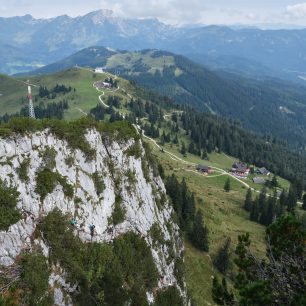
27, 80, 35, 119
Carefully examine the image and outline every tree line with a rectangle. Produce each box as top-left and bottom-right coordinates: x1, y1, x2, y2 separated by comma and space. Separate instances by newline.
179, 107, 306, 189
0, 100, 69, 122
165, 173, 209, 252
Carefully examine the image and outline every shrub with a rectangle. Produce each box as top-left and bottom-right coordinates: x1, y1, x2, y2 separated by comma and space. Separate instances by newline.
149, 223, 165, 246
20, 252, 53, 305
125, 169, 137, 186
16, 158, 31, 182
38, 209, 85, 283
92, 171, 105, 196
0, 180, 21, 231
112, 196, 126, 225
174, 258, 185, 288
65, 156, 74, 167
125, 141, 142, 159
1, 118, 139, 162
39, 210, 159, 306
41, 146, 57, 169
35, 169, 73, 201
142, 159, 150, 182
154, 286, 184, 306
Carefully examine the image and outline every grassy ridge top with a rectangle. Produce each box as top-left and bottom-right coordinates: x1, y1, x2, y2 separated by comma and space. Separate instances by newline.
0, 68, 135, 120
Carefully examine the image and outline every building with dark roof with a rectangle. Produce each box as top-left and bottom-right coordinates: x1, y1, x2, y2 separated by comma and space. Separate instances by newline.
231, 162, 250, 178
253, 177, 266, 184
256, 167, 270, 175
196, 165, 213, 174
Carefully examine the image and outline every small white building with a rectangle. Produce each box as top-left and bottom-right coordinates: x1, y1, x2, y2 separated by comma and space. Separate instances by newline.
95, 67, 104, 73
102, 82, 112, 88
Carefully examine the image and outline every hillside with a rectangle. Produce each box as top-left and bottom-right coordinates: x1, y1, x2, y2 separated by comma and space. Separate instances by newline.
1, 68, 306, 305
15, 48, 306, 150
2, 11, 306, 84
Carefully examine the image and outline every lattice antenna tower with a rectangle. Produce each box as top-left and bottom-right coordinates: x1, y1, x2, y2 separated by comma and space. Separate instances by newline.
27, 80, 36, 119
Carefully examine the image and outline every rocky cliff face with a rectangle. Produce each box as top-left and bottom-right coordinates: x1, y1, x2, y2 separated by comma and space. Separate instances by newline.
0, 126, 186, 305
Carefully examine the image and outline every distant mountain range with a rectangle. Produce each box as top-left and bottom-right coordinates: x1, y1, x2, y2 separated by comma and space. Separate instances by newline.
9, 47, 306, 150
1, 10, 306, 83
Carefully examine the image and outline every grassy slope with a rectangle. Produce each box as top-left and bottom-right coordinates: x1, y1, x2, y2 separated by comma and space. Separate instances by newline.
0, 68, 135, 120
151, 144, 267, 306
106, 51, 179, 75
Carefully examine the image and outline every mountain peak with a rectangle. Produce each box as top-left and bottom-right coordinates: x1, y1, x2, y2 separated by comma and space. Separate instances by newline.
84, 9, 115, 23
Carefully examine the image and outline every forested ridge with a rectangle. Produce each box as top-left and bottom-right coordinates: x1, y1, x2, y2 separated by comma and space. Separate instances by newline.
179, 107, 306, 185
112, 51, 306, 151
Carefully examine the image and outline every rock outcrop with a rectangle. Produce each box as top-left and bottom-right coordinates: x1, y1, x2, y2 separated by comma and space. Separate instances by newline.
0, 127, 186, 305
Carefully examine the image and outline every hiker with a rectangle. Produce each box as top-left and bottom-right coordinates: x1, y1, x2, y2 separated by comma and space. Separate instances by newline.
89, 224, 95, 237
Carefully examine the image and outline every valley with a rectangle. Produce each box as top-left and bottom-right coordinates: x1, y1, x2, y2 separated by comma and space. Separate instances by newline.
22, 47, 306, 152
0, 64, 305, 305
1, 4, 306, 305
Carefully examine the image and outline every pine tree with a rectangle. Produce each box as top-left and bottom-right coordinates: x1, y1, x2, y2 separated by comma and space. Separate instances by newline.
201, 149, 208, 160
287, 184, 297, 212
189, 210, 209, 252
295, 179, 304, 200
271, 174, 278, 188
212, 277, 235, 305
266, 191, 277, 226
180, 141, 186, 156
244, 188, 252, 212
250, 198, 260, 222
302, 194, 306, 211
213, 238, 231, 274
172, 134, 178, 144
181, 178, 195, 230
224, 178, 231, 192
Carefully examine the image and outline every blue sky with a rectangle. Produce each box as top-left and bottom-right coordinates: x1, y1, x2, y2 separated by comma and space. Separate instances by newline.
1, 0, 306, 26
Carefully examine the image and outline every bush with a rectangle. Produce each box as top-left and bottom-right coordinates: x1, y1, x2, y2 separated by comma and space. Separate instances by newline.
16, 158, 31, 182
149, 223, 165, 246
92, 171, 105, 196
35, 169, 73, 201
154, 286, 184, 306
41, 146, 57, 169
20, 252, 53, 305
0, 180, 21, 231
125, 141, 142, 159
111, 196, 126, 225
39, 210, 160, 306
1, 118, 139, 162
38, 209, 85, 283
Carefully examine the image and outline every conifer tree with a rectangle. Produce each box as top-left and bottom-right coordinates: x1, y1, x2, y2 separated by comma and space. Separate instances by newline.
231, 215, 306, 305
244, 188, 252, 212
295, 179, 304, 200
189, 210, 209, 252
201, 149, 208, 160
224, 178, 231, 192
302, 194, 306, 211
180, 141, 186, 156
287, 184, 297, 212
213, 238, 231, 274
250, 198, 260, 222
266, 191, 277, 226
212, 277, 235, 305
271, 174, 278, 188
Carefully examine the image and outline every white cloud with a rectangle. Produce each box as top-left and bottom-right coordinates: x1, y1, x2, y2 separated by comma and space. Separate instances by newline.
98, 0, 209, 24
286, 2, 306, 17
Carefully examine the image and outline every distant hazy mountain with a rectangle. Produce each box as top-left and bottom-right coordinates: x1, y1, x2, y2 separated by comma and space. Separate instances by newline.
24, 47, 306, 150
1, 10, 306, 83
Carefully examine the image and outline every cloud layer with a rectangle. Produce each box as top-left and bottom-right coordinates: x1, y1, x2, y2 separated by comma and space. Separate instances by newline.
287, 2, 306, 17
0, 0, 306, 26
